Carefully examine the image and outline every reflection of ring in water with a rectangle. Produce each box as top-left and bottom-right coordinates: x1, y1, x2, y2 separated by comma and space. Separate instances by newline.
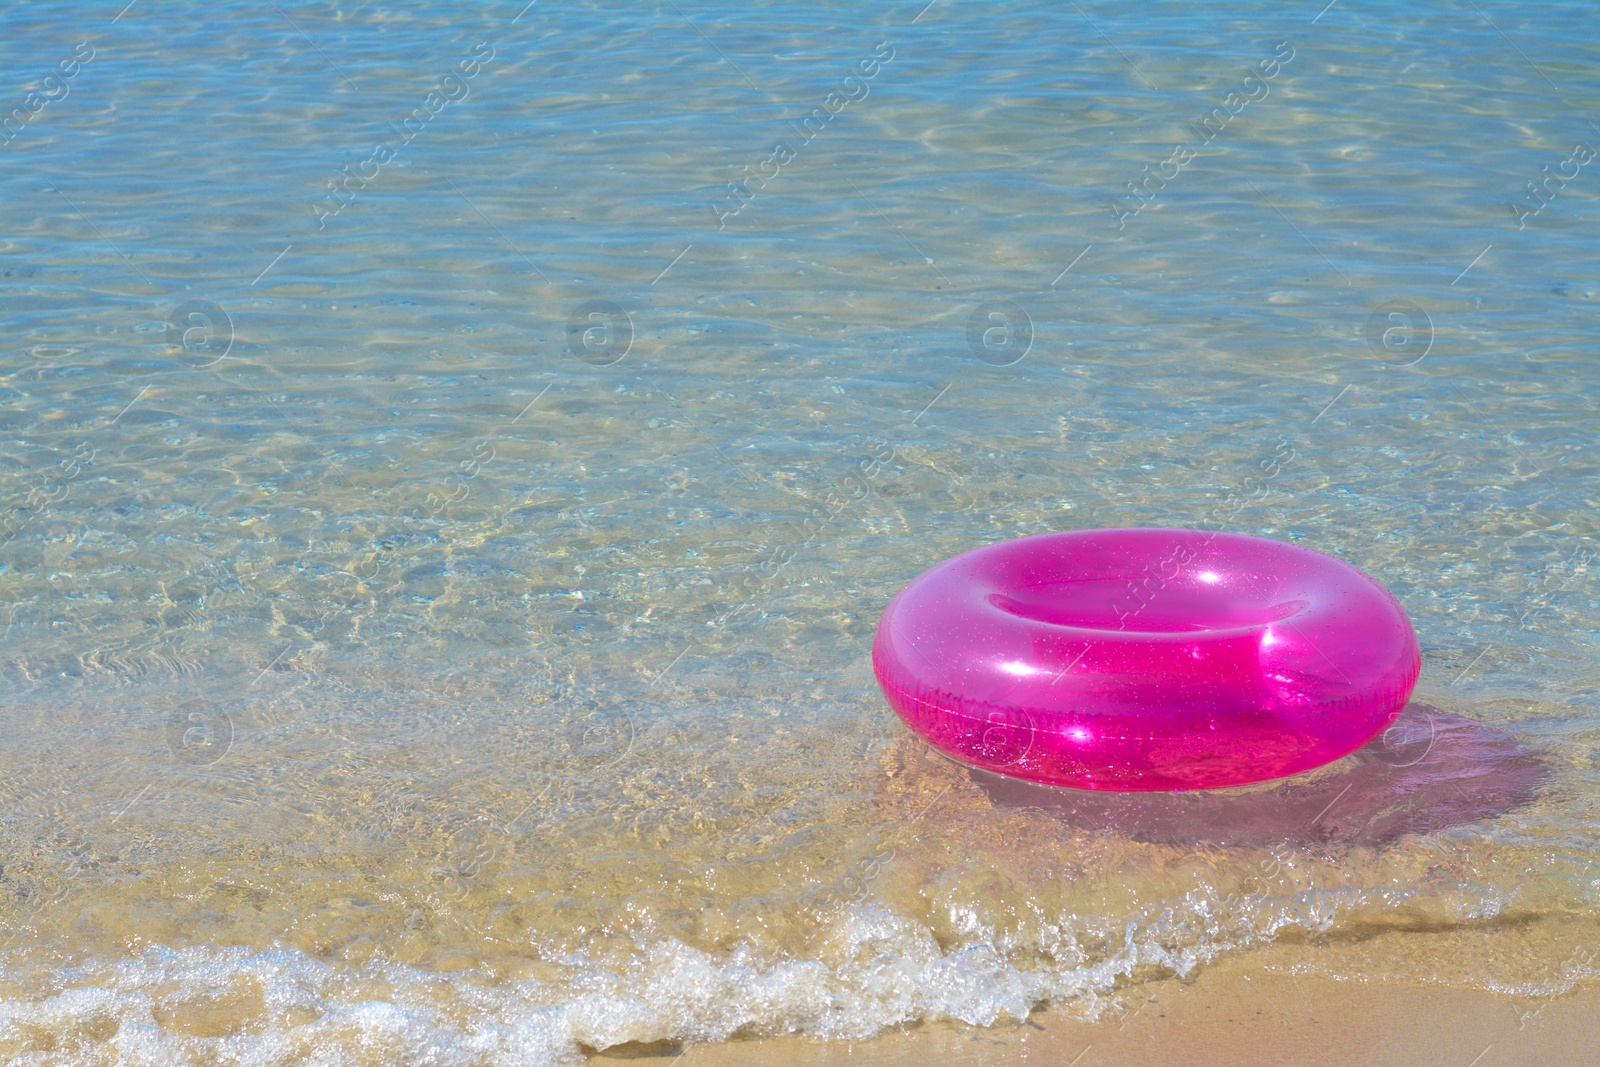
966, 704, 1545, 849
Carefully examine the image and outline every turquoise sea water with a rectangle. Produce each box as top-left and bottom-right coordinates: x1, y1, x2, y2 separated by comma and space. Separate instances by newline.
2, 1, 1598, 1062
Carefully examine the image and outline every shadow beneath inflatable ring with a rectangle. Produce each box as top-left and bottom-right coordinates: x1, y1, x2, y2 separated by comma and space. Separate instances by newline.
966, 703, 1547, 848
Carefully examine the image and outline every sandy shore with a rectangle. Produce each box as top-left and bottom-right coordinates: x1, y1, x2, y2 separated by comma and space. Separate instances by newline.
595, 955, 1600, 1067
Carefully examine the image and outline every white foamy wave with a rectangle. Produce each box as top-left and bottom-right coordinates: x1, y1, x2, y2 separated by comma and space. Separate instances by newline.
0, 888, 1353, 1066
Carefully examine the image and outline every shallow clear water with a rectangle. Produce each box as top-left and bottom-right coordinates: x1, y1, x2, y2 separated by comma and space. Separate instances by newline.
2, 0, 1598, 1062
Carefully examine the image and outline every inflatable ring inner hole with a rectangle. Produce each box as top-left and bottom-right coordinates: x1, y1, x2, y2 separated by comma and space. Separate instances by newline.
987, 579, 1310, 634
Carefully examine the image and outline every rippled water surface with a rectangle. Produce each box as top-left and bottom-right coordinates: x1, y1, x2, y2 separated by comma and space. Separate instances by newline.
3, 1, 1598, 1062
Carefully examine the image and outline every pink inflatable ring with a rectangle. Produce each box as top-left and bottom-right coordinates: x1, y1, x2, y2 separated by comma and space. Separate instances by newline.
872, 529, 1421, 791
